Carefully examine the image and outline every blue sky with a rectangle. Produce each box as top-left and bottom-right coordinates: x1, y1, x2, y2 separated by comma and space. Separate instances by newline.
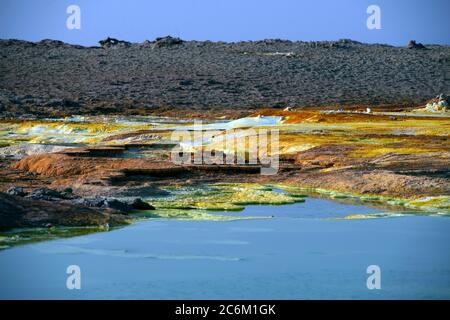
0, 0, 449, 46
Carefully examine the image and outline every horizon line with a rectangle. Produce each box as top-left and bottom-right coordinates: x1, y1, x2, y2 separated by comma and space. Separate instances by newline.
1, 36, 449, 48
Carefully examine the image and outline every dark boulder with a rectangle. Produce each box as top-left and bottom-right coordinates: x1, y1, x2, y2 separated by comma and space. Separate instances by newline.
407, 40, 426, 49
62, 187, 73, 194
71, 197, 148, 213
72, 197, 106, 207
6, 186, 27, 197
0, 192, 129, 230
130, 198, 155, 210
103, 199, 133, 213
99, 37, 131, 48
154, 36, 184, 48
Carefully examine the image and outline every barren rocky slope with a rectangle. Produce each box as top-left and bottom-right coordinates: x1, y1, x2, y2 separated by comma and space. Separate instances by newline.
0, 37, 449, 117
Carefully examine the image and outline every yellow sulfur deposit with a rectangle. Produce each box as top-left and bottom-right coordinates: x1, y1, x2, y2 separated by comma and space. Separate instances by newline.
146, 183, 305, 213
133, 208, 271, 221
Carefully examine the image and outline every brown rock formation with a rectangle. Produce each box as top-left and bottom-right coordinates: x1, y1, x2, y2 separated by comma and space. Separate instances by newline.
0, 192, 130, 230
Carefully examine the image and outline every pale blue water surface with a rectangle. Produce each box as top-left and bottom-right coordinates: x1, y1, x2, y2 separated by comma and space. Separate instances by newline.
0, 198, 449, 299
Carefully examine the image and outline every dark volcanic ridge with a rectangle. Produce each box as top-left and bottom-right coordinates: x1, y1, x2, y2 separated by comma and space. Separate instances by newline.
0, 37, 449, 117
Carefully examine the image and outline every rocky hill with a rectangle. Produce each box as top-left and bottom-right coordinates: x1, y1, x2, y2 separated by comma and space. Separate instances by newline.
0, 37, 449, 117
